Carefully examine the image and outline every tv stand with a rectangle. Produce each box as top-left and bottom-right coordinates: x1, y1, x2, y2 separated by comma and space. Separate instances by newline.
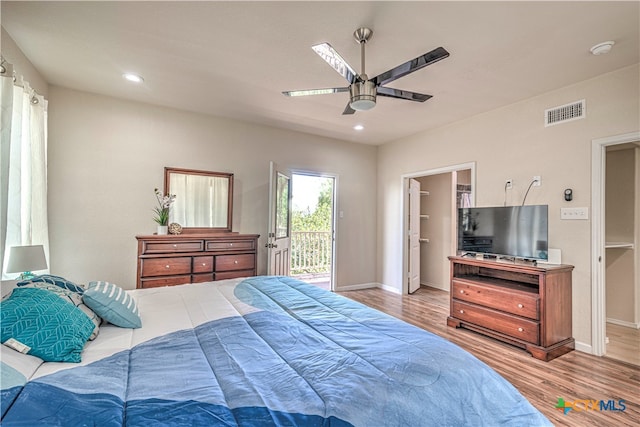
447, 256, 574, 361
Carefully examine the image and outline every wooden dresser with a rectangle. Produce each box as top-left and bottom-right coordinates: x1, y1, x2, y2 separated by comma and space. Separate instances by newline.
136, 233, 260, 288
447, 256, 574, 361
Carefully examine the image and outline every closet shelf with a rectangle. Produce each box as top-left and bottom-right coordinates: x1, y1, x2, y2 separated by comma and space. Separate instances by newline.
605, 242, 635, 249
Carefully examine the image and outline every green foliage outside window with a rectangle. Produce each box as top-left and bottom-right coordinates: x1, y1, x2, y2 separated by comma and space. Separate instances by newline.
291, 179, 332, 275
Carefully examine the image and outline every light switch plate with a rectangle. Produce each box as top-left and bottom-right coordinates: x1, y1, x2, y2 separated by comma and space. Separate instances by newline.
561, 207, 588, 220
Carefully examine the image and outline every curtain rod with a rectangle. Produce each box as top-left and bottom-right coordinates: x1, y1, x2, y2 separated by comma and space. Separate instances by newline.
0, 55, 45, 105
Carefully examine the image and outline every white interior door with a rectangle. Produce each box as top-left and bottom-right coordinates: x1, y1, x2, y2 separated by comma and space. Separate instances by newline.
267, 161, 292, 276
409, 179, 421, 293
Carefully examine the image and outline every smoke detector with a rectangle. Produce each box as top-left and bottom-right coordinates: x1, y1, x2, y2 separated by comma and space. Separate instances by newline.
590, 41, 615, 55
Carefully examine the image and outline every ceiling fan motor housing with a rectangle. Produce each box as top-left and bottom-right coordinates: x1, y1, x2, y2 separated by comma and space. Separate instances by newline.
350, 80, 376, 111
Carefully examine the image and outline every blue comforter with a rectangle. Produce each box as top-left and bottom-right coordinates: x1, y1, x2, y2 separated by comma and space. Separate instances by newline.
1, 276, 550, 426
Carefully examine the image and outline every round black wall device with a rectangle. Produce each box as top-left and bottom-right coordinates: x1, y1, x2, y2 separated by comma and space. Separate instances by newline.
564, 189, 573, 201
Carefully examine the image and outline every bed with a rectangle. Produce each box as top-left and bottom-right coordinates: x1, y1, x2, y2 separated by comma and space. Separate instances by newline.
1, 275, 551, 426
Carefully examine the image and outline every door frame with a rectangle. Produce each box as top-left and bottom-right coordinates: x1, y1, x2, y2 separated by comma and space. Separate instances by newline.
291, 169, 338, 291
591, 131, 640, 356
401, 162, 476, 294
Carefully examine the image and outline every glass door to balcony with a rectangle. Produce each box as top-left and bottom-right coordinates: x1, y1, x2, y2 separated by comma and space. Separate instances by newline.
290, 173, 335, 291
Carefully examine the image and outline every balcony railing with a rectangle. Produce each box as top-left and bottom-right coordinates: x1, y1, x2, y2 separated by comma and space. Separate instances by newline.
291, 231, 332, 275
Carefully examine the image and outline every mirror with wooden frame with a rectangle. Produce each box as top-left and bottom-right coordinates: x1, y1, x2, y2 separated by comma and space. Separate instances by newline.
164, 167, 233, 233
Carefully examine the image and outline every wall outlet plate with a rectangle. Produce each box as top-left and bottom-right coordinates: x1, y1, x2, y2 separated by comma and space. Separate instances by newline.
561, 207, 588, 220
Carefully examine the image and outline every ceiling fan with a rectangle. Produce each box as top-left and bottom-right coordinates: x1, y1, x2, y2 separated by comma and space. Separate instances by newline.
283, 28, 450, 114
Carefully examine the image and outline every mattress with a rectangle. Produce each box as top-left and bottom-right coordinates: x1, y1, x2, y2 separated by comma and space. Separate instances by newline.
1, 276, 551, 426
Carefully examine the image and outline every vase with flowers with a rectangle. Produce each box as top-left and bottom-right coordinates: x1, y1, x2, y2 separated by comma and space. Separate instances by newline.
153, 188, 176, 235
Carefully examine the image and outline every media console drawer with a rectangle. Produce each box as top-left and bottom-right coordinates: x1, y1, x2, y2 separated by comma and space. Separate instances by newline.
452, 300, 539, 344
452, 279, 539, 320
447, 256, 574, 361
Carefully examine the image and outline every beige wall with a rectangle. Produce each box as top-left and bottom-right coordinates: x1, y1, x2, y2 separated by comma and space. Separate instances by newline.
1, 29, 48, 96
377, 64, 640, 349
47, 87, 377, 290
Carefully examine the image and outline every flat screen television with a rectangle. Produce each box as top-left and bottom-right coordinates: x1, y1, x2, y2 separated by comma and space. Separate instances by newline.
457, 205, 548, 260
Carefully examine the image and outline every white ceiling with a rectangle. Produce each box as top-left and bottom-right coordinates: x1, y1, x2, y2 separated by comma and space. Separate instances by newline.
2, 1, 638, 145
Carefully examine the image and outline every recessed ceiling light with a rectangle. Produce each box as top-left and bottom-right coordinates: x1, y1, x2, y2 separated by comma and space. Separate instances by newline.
590, 41, 615, 55
354, 124, 364, 131
123, 73, 144, 83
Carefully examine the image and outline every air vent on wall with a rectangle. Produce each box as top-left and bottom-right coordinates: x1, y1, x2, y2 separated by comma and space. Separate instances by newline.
545, 99, 585, 127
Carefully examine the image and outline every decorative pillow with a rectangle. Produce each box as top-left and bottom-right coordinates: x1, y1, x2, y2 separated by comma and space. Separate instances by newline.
17, 282, 101, 340
17, 275, 86, 294
0, 288, 95, 363
83, 282, 141, 329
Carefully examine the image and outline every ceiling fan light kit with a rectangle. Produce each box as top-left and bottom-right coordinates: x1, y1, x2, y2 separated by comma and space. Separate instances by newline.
350, 80, 376, 111
283, 27, 450, 115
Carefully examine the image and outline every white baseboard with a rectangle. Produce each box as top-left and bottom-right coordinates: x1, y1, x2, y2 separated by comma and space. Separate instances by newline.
335, 282, 383, 292
379, 283, 401, 294
420, 281, 449, 292
574, 341, 592, 354
606, 318, 640, 329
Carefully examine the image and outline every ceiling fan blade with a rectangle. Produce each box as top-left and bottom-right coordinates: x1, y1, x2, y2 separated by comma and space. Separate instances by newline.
377, 87, 433, 102
373, 47, 449, 87
342, 102, 356, 115
283, 87, 349, 97
312, 43, 358, 84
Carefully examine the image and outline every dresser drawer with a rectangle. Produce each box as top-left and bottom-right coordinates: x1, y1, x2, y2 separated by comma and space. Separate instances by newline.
143, 241, 203, 254
216, 270, 255, 280
452, 300, 540, 344
215, 254, 255, 271
206, 240, 255, 252
192, 273, 214, 283
141, 257, 192, 277
193, 256, 214, 273
140, 275, 191, 288
452, 279, 539, 320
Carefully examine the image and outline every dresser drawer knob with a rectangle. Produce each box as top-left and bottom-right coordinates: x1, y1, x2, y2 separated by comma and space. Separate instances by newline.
202, 263, 206, 266
165, 265, 170, 269
173, 244, 177, 248
518, 303, 524, 308
229, 243, 233, 247
518, 327, 524, 332
459, 309, 464, 314
460, 290, 464, 294
234, 260, 238, 264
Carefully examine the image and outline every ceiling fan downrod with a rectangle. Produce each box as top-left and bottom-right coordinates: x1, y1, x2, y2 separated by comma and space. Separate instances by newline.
353, 27, 372, 79
350, 27, 376, 111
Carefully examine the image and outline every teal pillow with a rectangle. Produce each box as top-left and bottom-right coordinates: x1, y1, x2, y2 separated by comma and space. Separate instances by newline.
17, 275, 86, 294
83, 281, 141, 328
17, 282, 102, 340
0, 288, 95, 362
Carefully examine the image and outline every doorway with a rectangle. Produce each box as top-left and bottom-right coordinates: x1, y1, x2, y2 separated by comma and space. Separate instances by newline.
403, 163, 475, 294
290, 173, 336, 291
592, 131, 640, 365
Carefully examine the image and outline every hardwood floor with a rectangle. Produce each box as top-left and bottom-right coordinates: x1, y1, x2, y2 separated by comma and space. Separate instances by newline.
607, 322, 640, 366
337, 286, 640, 427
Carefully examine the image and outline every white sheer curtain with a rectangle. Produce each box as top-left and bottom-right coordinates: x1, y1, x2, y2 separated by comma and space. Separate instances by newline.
170, 175, 228, 227
0, 61, 50, 279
